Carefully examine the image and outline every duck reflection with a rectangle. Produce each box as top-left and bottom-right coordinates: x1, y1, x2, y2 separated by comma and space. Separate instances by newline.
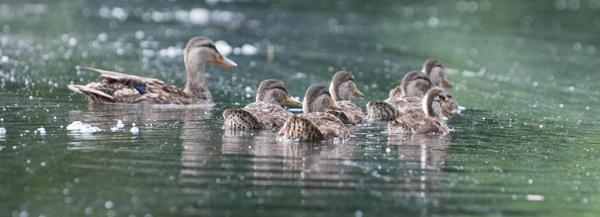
67, 103, 212, 150
221, 129, 358, 205
386, 133, 450, 212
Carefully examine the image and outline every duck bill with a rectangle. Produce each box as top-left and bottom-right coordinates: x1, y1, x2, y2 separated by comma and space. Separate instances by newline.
329, 101, 342, 110
442, 78, 453, 88
352, 88, 365, 98
442, 108, 452, 117
215, 55, 238, 68
284, 95, 302, 105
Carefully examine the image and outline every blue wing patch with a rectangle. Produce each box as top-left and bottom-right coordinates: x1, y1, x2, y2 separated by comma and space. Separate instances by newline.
133, 85, 147, 94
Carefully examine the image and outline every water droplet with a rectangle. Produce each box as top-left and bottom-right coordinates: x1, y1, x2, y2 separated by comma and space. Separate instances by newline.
355, 210, 363, 217
241, 44, 258, 55
85, 207, 93, 215
105, 200, 114, 209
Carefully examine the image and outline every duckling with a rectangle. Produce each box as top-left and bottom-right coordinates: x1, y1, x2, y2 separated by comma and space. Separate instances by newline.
222, 79, 301, 131
68, 37, 237, 105
277, 84, 349, 142
422, 58, 452, 89
367, 71, 433, 120
387, 87, 452, 135
422, 58, 463, 113
326, 71, 367, 125
388, 71, 434, 98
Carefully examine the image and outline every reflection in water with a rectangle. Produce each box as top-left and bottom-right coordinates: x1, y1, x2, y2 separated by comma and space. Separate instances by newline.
67, 103, 212, 151
221, 130, 357, 207
387, 133, 449, 196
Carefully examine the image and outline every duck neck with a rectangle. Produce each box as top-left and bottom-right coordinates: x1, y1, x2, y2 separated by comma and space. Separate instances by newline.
184, 62, 212, 103
422, 98, 442, 120
330, 83, 350, 102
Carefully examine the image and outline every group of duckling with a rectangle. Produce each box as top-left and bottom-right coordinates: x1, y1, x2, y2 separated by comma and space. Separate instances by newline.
68, 36, 460, 142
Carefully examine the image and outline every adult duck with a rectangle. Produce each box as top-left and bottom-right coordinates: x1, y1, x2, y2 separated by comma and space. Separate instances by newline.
68, 37, 237, 106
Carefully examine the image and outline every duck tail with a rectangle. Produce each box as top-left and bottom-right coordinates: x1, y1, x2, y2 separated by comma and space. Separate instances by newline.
387, 118, 414, 134
68, 84, 115, 103
222, 109, 263, 130
278, 115, 324, 141
366, 101, 400, 120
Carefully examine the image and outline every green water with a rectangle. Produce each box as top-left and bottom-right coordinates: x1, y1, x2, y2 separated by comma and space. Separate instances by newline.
1, 0, 600, 216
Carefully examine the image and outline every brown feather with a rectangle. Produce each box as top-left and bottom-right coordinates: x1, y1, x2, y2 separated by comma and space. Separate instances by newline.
223, 102, 293, 131
328, 100, 366, 124
387, 112, 448, 135
277, 112, 348, 141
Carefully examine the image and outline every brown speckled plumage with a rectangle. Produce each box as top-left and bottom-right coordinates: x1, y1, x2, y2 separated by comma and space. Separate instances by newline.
223, 80, 300, 131
326, 71, 366, 125
367, 71, 433, 120
278, 84, 349, 142
422, 58, 462, 113
387, 87, 451, 135
68, 37, 237, 105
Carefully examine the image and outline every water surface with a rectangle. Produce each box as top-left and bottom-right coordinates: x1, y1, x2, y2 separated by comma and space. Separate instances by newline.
1, 0, 600, 216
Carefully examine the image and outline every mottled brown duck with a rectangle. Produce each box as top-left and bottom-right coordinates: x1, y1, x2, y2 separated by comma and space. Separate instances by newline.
422, 58, 462, 113
326, 71, 367, 125
222, 79, 301, 131
277, 84, 349, 142
68, 37, 237, 106
387, 87, 452, 135
367, 71, 433, 120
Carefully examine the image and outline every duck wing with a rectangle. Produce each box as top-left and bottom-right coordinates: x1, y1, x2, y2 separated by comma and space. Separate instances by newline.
366, 100, 400, 120
80, 67, 161, 87
388, 112, 448, 135
327, 100, 367, 125
223, 102, 292, 131
69, 67, 173, 104
278, 112, 348, 141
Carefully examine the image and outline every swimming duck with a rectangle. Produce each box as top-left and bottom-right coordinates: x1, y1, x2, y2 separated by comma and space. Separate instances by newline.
68, 37, 237, 105
422, 58, 452, 89
326, 71, 367, 125
222, 79, 301, 131
277, 84, 349, 142
367, 71, 433, 120
387, 87, 452, 135
388, 71, 434, 98
422, 58, 463, 113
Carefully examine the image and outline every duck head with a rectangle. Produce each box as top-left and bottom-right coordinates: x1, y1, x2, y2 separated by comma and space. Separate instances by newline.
402, 71, 434, 98
422, 58, 452, 88
256, 79, 301, 105
423, 87, 452, 120
329, 71, 364, 101
184, 37, 237, 70
303, 84, 341, 113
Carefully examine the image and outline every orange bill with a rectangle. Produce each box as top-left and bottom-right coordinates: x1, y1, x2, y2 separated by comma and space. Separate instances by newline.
329, 101, 342, 110
442, 78, 453, 88
442, 108, 452, 117
352, 88, 365, 98
215, 55, 238, 68
284, 95, 302, 105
